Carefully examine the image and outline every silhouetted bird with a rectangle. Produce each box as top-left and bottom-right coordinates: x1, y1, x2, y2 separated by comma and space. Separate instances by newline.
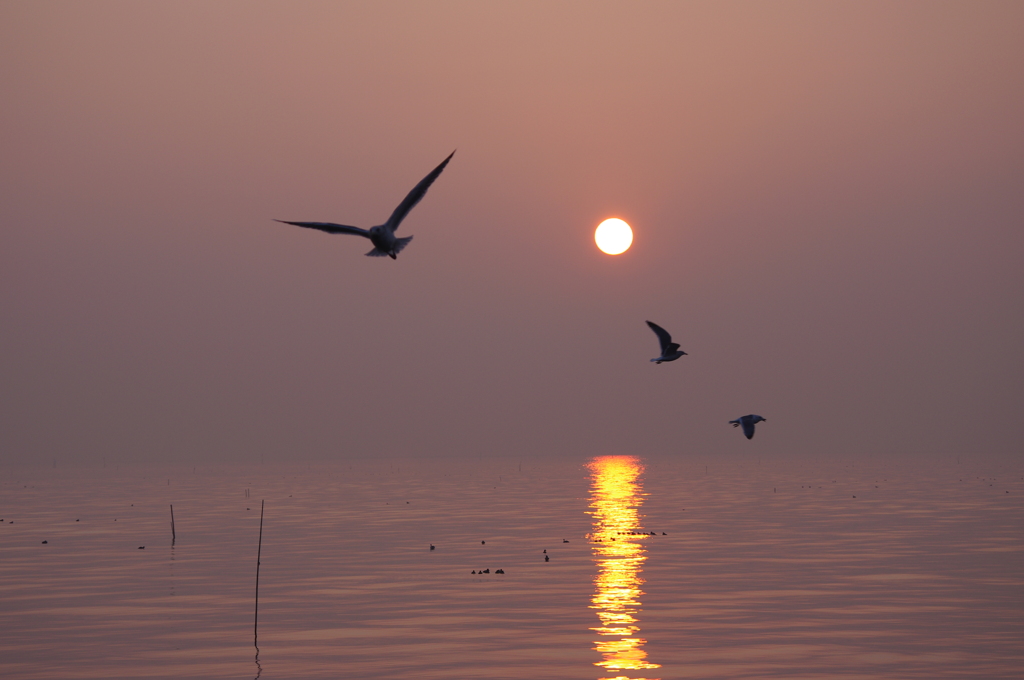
646, 321, 688, 364
563, 539, 569, 543
430, 544, 435, 550
544, 555, 549, 562
729, 414, 766, 439
275, 151, 455, 259
41, 540, 47, 544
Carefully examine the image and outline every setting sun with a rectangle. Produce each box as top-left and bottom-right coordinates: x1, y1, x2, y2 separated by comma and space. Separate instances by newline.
595, 218, 633, 255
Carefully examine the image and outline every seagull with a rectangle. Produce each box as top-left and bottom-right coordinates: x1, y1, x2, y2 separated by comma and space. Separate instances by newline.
730, 414, 766, 440
646, 321, 688, 364
275, 151, 454, 259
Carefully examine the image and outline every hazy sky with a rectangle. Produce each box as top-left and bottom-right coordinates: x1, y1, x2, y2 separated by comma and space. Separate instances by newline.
2, 1, 1022, 466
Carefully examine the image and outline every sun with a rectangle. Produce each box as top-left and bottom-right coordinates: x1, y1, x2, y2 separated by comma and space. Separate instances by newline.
595, 218, 633, 255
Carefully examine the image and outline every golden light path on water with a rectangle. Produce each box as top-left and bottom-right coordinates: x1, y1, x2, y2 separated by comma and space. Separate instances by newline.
586, 456, 660, 680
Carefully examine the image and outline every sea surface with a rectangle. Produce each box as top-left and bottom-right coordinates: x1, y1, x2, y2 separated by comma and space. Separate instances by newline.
1, 454, 1021, 679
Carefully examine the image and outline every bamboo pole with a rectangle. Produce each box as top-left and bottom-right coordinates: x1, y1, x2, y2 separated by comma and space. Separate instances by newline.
254, 500, 264, 648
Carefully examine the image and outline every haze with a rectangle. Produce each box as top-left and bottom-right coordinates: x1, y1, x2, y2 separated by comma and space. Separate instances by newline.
1, 1, 1022, 467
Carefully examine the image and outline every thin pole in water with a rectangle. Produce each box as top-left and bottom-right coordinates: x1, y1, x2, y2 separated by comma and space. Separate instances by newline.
254, 500, 264, 648
170, 505, 176, 545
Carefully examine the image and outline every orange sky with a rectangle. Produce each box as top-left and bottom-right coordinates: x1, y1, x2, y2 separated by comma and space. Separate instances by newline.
2, 1, 1022, 466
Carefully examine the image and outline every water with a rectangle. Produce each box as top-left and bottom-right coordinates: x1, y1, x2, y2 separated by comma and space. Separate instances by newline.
1, 455, 1021, 679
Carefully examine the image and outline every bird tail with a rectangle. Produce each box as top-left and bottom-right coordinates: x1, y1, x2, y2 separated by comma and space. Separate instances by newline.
393, 235, 413, 254
364, 236, 413, 258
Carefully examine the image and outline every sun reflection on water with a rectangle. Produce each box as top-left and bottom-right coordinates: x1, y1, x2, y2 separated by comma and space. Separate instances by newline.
587, 455, 661, 680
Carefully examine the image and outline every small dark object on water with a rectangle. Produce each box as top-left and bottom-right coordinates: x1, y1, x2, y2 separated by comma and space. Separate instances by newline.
545, 555, 550, 562
563, 539, 569, 543
138, 546, 145, 549
482, 569, 489, 574
481, 540, 485, 545
76, 519, 79, 522
247, 508, 250, 510
543, 549, 547, 553
496, 569, 504, 574
41, 540, 47, 544
471, 570, 476, 574
430, 544, 435, 550
853, 495, 857, 498
662, 532, 666, 535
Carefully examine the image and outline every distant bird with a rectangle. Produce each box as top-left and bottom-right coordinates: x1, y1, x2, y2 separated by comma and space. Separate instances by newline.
275, 151, 455, 259
544, 555, 549, 562
646, 321, 688, 364
429, 544, 435, 551
730, 414, 767, 440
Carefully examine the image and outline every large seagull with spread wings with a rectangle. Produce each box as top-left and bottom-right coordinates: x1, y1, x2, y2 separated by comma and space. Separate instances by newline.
276, 151, 454, 259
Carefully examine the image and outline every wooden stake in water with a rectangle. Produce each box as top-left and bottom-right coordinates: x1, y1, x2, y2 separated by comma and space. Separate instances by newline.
170, 505, 176, 545
254, 500, 265, 648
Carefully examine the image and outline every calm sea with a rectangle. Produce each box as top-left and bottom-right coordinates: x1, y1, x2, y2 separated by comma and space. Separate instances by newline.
1, 455, 1021, 679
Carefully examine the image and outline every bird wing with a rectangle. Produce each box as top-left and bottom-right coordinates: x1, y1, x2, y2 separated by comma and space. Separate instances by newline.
646, 321, 673, 354
275, 220, 370, 238
741, 418, 756, 439
384, 151, 455, 232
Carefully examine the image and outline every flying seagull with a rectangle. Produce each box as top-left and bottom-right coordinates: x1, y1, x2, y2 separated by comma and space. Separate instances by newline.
646, 321, 688, 364
730, 414, 766, 440
275, 151, 455, 259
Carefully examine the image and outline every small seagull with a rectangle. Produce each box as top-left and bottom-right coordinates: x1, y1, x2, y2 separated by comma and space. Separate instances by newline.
275, 151, 455, 259
646, 321, 688, 364
730, 414, 767, 440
